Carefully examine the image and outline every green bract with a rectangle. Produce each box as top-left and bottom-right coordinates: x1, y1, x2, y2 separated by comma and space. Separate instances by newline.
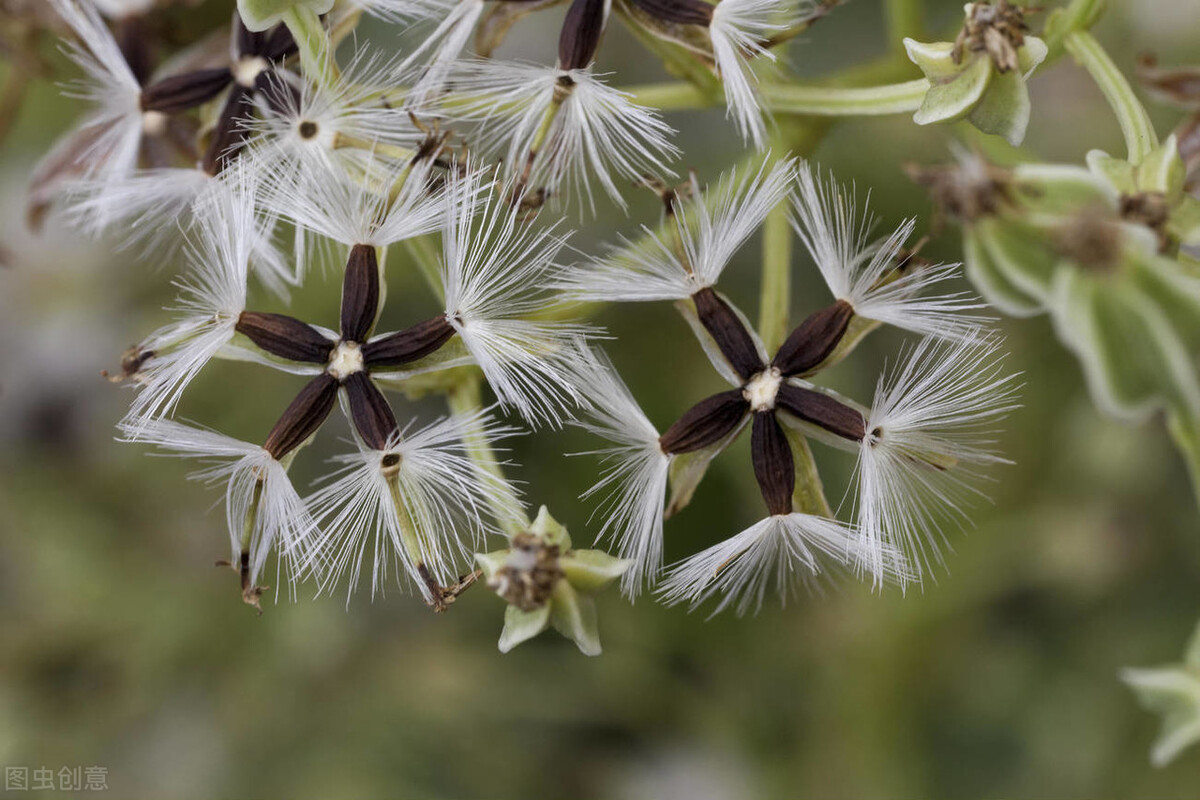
957, 141, 1200, 421
904, 4, 1047, 146
1122, 621, 1200, 767
237, 0, 334, 32
475, 507, 632, 656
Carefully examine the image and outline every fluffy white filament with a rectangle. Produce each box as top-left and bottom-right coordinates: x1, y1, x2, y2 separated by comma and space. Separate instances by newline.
709, 0, 790, 147
307, 412, 525, 600
791, 161, 990, 342
440, 169, 591, 426
120, 419, 320, 592
575, 350, 670, 598
559, 158, 794, 302
448, 61, 679, 210
856, 336, 1019, 587
657, 512, 886, 616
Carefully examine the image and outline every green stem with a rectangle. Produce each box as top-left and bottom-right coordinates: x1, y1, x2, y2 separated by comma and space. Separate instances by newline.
884, 0, 924, 45
447, 377, 530, 537
758, 155, 792, 353
283, 6, 338, 89
1167, 408, 1200, 517
1064, 30, 1157, 164
764, 79, 929, 116
624, 79, 929, 117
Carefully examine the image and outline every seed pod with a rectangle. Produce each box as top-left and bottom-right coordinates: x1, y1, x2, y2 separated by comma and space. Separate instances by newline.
343, 372, 399, 451
340, 244, 380, 343
692, 287, 765, 380
750, 411, 795, 517
263, 374, 339, 459
772, 300, 854, 376
362, 315, 456, 367
775, 383, 865, 442
236, 312, 335, 363
202, 84, 255, 175
141, 68, 233, 114
626, 0, 712, 26
659, 390, 749, 454
558, 0, 609, 71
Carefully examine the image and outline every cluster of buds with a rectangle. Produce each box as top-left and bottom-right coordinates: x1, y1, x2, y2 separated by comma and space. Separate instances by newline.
911, 136, 1200, 424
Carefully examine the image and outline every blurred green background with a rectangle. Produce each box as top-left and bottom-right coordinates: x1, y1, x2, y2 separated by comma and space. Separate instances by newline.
2, 1, 1200, 797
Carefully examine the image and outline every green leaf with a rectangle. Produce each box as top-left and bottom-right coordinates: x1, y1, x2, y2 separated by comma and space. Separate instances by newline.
237, 0, 333, 32
497, 605, 551, 653
1135, 134, 1185, 197
963, 226, 1044, 316
1018, 36, 1049, 77
976, 217, 1058, 302
903, 39, 960, 80
1168, 196, 1200, 246
1086, 149, 1137, 194
528, 505, 571, 550
967, 67, 1031, 146
1012, 163, 1115, 215
1121, 665, 1200, 767
474, 550, 509, 583
549, 582, 602, 656
560, 550, 632, 594
913, 53, 993, 126
664, 420, 746, 517
1128, 254, 1200, 348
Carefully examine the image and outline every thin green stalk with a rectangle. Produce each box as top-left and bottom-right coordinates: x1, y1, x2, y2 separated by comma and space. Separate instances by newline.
624, 78, 929, 117
1064, 30, 1157, 163
758, 154, 792, 353
763, 79, 929, 116
283, 6, 339, 89
1168, 409, 1200, 517
884, 0, 924, 45
447, 377, 530, 537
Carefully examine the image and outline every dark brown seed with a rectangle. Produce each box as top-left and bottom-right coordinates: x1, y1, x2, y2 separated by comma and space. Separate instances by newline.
771, 299, 855, 376
235, 14, 263, 59
751, 411, 795, 517
236, 312, 335, 364
263, 374, 339, 459
692, 287, 766, 381
141, 68, 233, 114
114, 15, 154, 87
626, 0, 713, 26
775, 383, 866, 442
343, 372, 399, 451
362, 315, 456, 367
340, 244, 380, 343
558, 0, 609, 71
260, 23, 299, 61
201, 84, 255, 176
256, 70, 303, 117
659, 390, 749, 454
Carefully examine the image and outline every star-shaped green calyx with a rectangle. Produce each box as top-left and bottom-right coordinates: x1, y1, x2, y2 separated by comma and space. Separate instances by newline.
905, 1, 1048, 146
1122, 620, 1200, 766
475, 506, 632, 656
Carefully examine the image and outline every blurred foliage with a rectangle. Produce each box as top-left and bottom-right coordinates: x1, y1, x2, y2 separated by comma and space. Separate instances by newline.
2, 0, 1200, 797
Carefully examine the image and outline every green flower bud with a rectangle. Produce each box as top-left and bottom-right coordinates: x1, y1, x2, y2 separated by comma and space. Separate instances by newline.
904, 2, 1047, 145
475, 506, 632, 656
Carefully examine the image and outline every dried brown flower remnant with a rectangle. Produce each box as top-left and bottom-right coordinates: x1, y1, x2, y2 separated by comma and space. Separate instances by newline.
906, 156, 1015, 227
487, 533, 564, 612
952, 1, 1029, 73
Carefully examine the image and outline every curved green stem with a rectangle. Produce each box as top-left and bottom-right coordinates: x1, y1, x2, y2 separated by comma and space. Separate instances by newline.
1064, 30, 1157, 164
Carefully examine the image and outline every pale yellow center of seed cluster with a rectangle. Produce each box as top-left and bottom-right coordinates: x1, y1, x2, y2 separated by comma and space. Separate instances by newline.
327, 341, 364, 380
234, 56, 270, 88
142, 110, 168, 137
743, 367, 782, 412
